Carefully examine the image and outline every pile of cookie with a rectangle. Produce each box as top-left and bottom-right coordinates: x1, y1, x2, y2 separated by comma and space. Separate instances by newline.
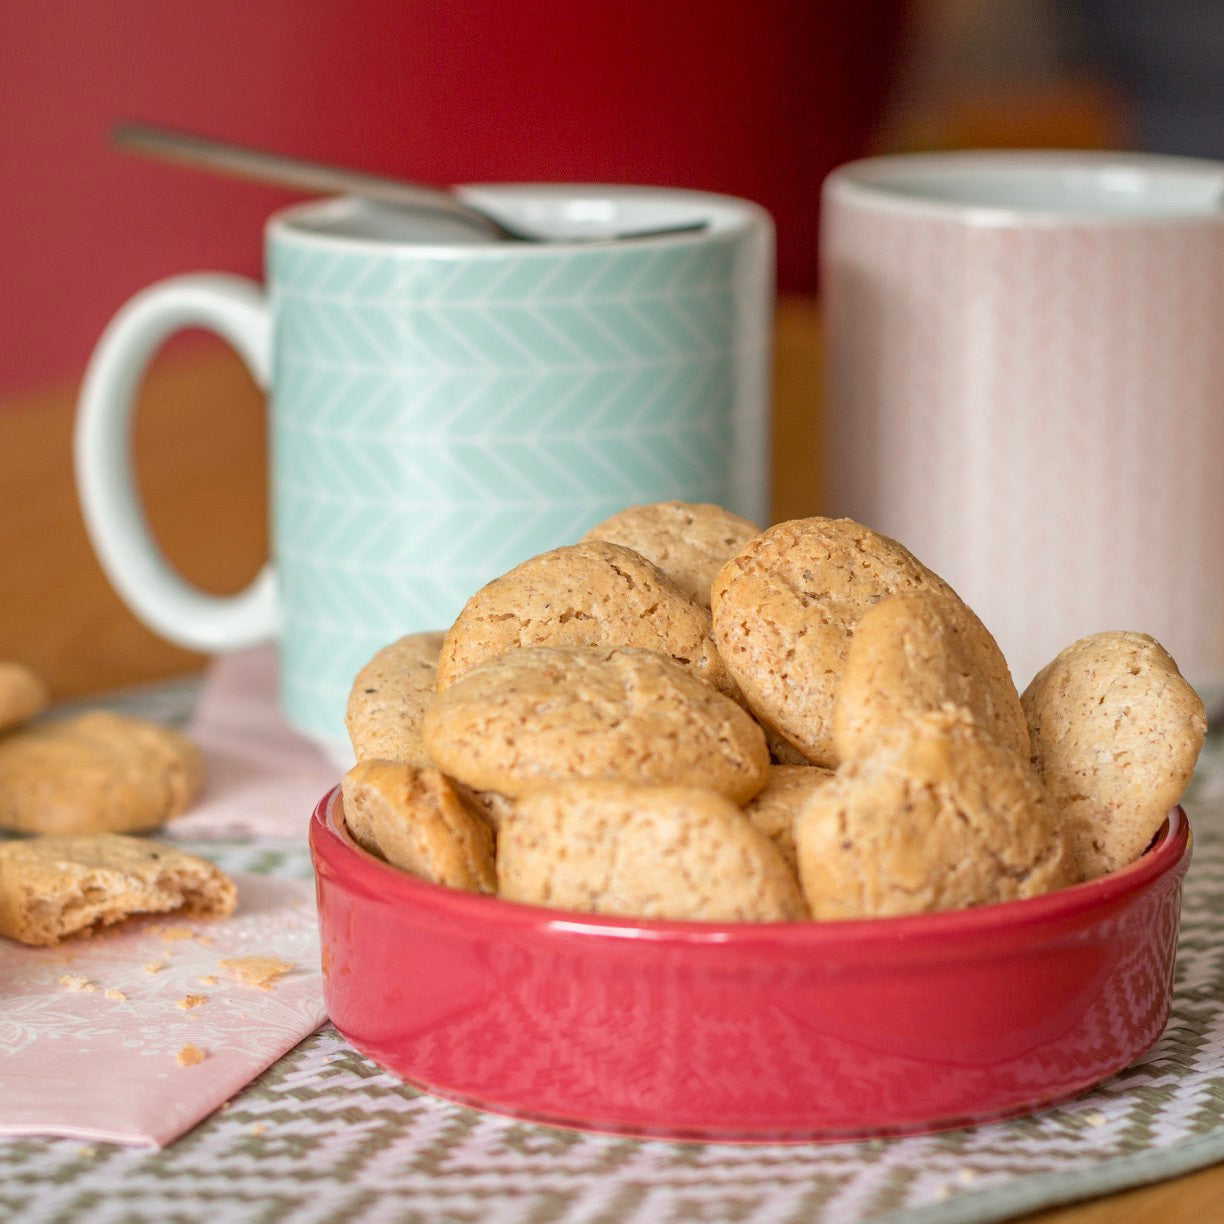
342, 503, 1207, 923
0, 663, 234, 945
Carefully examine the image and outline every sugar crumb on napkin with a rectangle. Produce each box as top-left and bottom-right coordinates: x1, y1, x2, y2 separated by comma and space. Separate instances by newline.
175, 1044, 209, 1067
219, 956, 294, 990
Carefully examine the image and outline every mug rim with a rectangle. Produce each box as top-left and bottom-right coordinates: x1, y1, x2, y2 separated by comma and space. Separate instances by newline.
266, 183, 771, 255
823, 149, 1224, 227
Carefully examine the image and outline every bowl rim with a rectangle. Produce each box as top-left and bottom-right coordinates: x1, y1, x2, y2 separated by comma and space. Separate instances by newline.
310, 786, 1191, 947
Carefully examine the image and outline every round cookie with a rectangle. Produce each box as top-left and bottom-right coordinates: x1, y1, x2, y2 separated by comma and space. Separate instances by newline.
581, 500, 761, 608
0, 833, 236, 947
0, 661, 49, 733
833, 589, 1030, 762
435, 541, 735, 697
742, 763, 835, 872
794, 706, 1078, 919
498, 780, 808, 922
423, 645, 769, 803
345, 630, 446, 765
711, 517, 956, 767
0, 710, 204, 835
341, 760, 496, 894
1021, 631, 1206, 879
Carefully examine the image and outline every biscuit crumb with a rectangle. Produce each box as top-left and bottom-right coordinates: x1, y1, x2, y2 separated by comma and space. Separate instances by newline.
1084, 1111, 1108, 1127
104, 988, 127, 1001
196, 974, 217, 986
219, 956, 294, 990
77, 1145, 98, 1159
175, 1043, 208, 1067
177, 994, 208, 1010
250, 1123, 268, 1136
152, 925, 200, 943
60, 974, 95, 992
143, 960, 167, 974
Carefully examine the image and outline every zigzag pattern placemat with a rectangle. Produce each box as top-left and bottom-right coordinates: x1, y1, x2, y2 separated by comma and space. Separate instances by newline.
3, 705, 1223, 1223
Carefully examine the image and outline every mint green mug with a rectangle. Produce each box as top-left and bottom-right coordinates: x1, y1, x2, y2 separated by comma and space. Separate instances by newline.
76, 187, 774, 757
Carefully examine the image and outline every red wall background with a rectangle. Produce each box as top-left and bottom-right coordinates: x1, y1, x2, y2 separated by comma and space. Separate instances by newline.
0, 0, 905, 401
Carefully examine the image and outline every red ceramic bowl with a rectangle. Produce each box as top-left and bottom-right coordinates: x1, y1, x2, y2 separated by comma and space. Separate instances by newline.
310, 787, 1191, 1142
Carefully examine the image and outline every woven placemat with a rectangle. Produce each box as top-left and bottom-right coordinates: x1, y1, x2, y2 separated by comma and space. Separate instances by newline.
2, 687, 1222, 1224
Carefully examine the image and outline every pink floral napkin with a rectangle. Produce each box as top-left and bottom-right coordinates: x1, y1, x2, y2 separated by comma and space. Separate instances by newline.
0, 873, 326, 1148
172, 645, 342, 841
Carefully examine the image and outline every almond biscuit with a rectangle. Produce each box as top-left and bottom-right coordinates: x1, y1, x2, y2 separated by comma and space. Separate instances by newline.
423, 645, 769, 803
0, 834, 236, 946
794, 706, 1078, 919
435, 540, 735, 697
1021, 631, 1206, 878
498, 781, 807, 922
833, 589, 1030, 762
0, 661, 50, 733
0, 710, 204, 835
345, 630, 446, 765
581, 500, 760, 608
341, 759, 497, 894
711, 517, 956, 767
742, 763, 835, 872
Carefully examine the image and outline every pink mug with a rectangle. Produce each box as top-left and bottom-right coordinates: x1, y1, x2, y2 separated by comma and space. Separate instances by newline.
821, 150, 1224, 700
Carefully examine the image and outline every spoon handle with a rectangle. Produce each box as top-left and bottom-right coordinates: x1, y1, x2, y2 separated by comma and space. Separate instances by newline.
110, 121, 507, 237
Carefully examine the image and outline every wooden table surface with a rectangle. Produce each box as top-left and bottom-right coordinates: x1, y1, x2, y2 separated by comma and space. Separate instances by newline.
0, 295, 1220, 1221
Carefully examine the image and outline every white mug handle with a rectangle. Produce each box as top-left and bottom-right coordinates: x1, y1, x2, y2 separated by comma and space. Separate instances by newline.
74, 273, 279, 651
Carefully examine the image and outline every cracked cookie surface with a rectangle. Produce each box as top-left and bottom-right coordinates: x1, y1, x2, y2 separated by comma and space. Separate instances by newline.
1021, 630, 1206, 878
423, 645, 769, 803
711, 517, 955, 767
498, 780, 807, 921
581, 500, 760, 608
435, 540, 735, 697
794, 706, 1077, 919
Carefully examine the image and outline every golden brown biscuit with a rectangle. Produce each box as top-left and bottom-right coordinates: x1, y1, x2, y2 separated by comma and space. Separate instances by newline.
423, 646, 769, 803
711, 517, 956, 767
498, 781, 808, 922
0, 834, 236, 946
345, 631, 446, 765
1021, 631, 1206, 878
833, 590, 1030, 761
435, 540, 735, 697
581, 500, 760, 608
742, 763, 835, 871
0, 710, 204, 835
341, 759, 496, 894
0, 661, 49, 733
794, 706, 1077, 919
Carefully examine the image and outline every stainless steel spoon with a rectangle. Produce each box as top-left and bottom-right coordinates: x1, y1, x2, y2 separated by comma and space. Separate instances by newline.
111, 121, 709, 243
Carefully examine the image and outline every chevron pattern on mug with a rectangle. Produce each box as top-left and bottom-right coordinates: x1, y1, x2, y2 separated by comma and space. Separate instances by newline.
267, 192, 773, 749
